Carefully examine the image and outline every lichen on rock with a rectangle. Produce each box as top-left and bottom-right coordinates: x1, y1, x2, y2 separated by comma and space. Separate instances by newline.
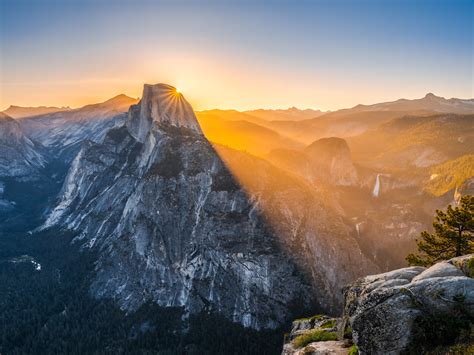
342, 255, 474, 354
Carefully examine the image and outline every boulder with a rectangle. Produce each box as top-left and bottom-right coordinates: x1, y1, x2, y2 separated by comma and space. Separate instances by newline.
343, 255, 474, 354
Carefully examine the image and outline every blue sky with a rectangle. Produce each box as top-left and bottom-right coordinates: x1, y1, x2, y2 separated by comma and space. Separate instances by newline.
0, 0, 472, 110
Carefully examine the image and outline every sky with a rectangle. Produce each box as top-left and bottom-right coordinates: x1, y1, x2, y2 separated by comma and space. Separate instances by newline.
0, 0, 472, 111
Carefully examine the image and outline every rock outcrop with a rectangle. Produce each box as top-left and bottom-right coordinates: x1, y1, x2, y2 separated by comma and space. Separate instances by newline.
343, 254, 474, 354
304, 137, 358, 186
284, 255, 474, 354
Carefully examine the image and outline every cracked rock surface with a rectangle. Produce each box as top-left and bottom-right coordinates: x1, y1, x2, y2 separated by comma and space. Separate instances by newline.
343, 254, 474, 354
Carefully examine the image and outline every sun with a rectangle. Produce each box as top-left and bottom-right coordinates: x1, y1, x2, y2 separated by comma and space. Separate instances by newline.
176, 87, 181, 94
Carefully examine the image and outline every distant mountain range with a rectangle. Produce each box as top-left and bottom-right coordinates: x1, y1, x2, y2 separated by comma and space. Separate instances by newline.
4, 92, 471, 120
351, 92, 474, 114
2, 105, 71, 118
20, 95, 138, 160
0, 94, 138, 181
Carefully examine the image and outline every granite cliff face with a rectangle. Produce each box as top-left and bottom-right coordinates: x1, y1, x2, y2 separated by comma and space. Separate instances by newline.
43, 84, 311, 329
0, 113, 46, 179
44, 83, 376, 329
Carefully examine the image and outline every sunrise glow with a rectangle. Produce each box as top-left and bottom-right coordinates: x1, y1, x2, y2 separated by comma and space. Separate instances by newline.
1, 1, 471, 111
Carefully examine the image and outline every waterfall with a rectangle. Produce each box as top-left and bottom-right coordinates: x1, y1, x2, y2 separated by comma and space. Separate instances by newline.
372, 173, 381, 197
355, 222, 363, 237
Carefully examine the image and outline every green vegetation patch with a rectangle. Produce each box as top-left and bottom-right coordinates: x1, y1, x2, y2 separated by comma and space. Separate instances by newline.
406, 195, 473, 266
348, 344, 359, 355
292, 330, 338, 348
320, 319, 337, 329
294, 314, 325, 322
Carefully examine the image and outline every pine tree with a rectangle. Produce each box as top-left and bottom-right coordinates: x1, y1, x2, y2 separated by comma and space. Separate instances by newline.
406, 195, 474, 266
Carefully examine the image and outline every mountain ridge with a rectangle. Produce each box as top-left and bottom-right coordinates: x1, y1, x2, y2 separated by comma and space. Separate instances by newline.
2, 105, 71, 118
16, 94, 139, 163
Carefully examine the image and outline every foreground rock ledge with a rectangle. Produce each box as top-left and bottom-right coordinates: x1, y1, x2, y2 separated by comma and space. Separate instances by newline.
284, 255, 474, 354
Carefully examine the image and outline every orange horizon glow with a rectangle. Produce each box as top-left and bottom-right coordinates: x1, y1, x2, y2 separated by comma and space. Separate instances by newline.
2, 50, 471, 112
3, 76, 472, 114
2, 47, 471, 113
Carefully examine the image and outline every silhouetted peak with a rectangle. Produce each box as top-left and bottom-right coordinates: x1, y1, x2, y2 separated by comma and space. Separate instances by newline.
100, 94, 138, 108
126, 83, 203, 142
140, 83, 202, 133
424, 92, 443, 100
